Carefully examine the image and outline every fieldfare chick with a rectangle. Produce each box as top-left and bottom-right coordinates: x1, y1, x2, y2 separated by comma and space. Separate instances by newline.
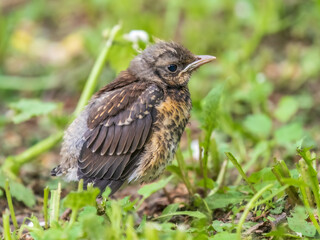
51, 41, 215, 195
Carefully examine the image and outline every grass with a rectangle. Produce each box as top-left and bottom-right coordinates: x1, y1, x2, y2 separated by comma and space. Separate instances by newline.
1, 0, 320, 239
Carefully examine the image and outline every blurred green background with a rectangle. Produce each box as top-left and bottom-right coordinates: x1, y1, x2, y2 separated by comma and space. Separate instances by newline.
1, 0, 320, 182
1, 1, 320, 238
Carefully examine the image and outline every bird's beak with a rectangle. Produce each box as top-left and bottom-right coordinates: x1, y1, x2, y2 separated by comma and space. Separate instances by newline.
181, 55, 216, 74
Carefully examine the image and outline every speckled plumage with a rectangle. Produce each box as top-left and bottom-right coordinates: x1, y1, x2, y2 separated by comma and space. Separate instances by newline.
51, 41, 215, 195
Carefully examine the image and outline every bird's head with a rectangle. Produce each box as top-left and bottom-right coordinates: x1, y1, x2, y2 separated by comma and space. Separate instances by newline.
128, 41, 216, 87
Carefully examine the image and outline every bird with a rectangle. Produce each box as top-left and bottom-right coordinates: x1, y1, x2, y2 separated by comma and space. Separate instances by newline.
51, 41, 215, 195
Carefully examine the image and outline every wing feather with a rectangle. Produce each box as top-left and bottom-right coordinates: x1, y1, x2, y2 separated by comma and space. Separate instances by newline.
138, 114, 152, 149
100, 125, 115, 155
86, 126, 100, 148
123, 121, 136, 154
116, 125, 131, 155
78, 82, 164, 193
108, 124, 122, 155
129, 119, 145, 153
92, 126, 108, 153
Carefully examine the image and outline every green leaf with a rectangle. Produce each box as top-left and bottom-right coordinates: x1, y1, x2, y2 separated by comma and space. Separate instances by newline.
154, 211, 206, 220
78, 206, 98, 219
247, 80, 273, 104
166, 165, 183, 179
212, 220, 232, 233
205, 191, 248, 210
159, 203, 180, 222
119, 196, 137, 212
201, 84, 224, 131
274, 96, 299, 123
138, 176, 173, 199
287, 206, 316, 237
108, 41, 136, 74
197, 178, 215, 189
270, 198, 285, 214
101, 187, 111, 199
63, 188, 100, 210
212, 232, 237, 239
137, 215, 147, 233
0, 172, 36, 207
9, 99, 58, 123
26, 215, 45, 239
41, 226, 82, 240
248, 167, 276, 183
274, 122, 304, 145
243, 113, 272, 138
78, 206, 106, 239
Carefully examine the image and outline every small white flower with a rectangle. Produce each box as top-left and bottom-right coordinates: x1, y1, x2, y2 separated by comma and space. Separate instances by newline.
123, 30, 149, 50
27, 221, 45, 227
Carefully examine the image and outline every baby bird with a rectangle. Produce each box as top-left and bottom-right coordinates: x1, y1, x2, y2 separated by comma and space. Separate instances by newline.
51, 41, 215, 195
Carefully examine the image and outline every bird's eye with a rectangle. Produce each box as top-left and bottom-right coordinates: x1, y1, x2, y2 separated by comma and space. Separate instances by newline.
167, 64, 178, 72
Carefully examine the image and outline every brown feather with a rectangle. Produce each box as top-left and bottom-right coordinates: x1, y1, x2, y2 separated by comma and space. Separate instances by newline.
78, 82, 164, 191
93, 156, 118, 179
92, 126, 107, 153
112, 154, 131, 179
138, 114, 152, 149
129, 119, 145, 153
116, 125, 131, 155
100, 125, 115, 155
87, 126, 100, 148
103, 155, 125, 179
122, 121, 136, 154
108, 125, 122, 155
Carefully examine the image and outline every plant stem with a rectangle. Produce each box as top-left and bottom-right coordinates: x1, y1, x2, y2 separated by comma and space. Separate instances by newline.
271, 165, 302, 205
176, 147, 194, 195
5, 179, 18, 229
298, 160, 315, 208
2, 132, 63, 178
201, 129, 212, 196
254, 184, 289, 207
185, 128, 195, 168
1, 24, 121, 177
236, 184, 273, 240
298, 149, 320, 219
226, 152, 257, 194
78, 179, 84, 192
50, 182, 61, 226
208, 158, 228, 196
210, 137, 220, 177
68, 209, 78, 228
3, 209, 12, 240
74, 24, 121, 115
299, 180, 320, 235
43, 186, 49, 229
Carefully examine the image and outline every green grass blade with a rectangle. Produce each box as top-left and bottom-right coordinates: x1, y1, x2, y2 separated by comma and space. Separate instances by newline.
226, 152, 257, 194
3, 209, 12, 240
74, 24, 121, 115
43, 186, 49, 229
237, 184, 274, 239
4, 179, 18, 229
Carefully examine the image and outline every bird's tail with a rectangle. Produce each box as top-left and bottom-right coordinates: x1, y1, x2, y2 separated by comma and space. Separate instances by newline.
51, 165, 63, 176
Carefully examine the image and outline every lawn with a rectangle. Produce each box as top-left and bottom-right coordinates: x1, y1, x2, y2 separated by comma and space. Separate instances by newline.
1, 0, 320, 239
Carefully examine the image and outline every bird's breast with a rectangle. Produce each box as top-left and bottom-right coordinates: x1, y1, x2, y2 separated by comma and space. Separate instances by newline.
128, 88, 191, 183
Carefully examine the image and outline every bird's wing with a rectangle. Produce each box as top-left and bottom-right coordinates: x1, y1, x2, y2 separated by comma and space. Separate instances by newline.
78, 82, 164, 192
